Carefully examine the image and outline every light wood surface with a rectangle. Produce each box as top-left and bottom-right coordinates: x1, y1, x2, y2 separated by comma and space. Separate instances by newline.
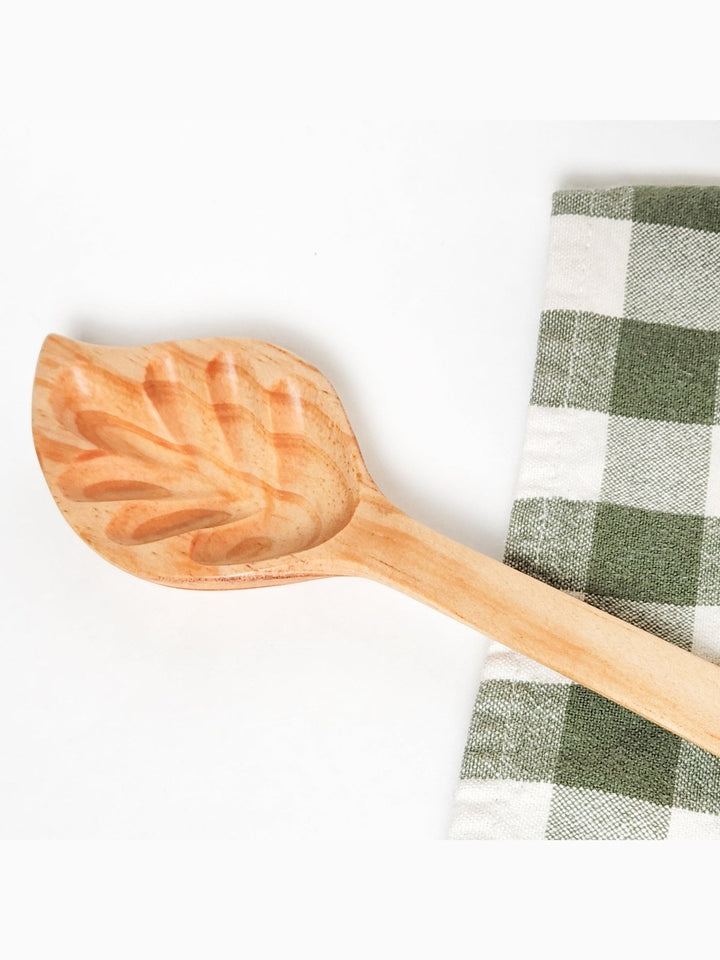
32, 334, 720, 757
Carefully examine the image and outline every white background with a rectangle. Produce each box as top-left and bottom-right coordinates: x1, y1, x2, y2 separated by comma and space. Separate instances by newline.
2, 2, 719, 956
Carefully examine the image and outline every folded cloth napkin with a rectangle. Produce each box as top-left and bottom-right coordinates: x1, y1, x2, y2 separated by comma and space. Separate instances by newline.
450, 186, 720, 840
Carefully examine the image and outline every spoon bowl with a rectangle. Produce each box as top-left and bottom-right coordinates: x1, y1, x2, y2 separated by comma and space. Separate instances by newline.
33, 334, 369, 587
32, 333, 720, 758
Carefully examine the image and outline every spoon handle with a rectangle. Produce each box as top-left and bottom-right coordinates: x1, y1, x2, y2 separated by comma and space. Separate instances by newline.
341, 494, 720, 757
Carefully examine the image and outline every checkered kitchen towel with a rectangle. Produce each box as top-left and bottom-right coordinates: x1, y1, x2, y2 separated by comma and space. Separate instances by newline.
450, 186, 720, 840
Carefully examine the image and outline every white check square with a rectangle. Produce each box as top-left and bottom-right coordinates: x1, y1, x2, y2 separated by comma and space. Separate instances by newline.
692, 606, 720, 664
515, 406, 608, 502
544, 214, 632, 317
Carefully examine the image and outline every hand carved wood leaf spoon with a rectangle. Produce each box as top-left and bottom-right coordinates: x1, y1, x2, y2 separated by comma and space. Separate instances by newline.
32, 334, 720, 757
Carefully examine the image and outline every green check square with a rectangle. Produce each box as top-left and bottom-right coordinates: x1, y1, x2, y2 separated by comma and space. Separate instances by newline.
673, 741, 720, 815
530, 311, 622, 413
698, 517, 720, 604
610, 318, 720, 425
461, 681, 571, 782
586, 503, 704, 604
504, 498, 596, 592
633, 186, 720, 235
555, 687, 681, 806
552, 187, 633, 221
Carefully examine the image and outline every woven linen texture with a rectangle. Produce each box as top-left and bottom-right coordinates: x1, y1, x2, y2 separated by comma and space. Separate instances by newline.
450, 186, 720, 840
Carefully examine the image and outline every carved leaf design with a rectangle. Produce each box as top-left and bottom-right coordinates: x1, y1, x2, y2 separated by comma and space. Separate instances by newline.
34, 338, 362, 568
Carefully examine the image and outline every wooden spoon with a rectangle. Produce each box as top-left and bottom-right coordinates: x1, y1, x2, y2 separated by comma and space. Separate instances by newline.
32, 333, 720, 756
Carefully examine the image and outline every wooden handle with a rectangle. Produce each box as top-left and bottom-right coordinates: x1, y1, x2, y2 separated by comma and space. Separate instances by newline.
336, 493, 720, 757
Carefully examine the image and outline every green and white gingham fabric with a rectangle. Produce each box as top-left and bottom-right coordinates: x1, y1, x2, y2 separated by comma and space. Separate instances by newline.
450, 186, 720, 840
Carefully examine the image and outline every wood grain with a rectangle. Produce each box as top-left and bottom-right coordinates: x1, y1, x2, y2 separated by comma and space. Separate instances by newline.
32, 334, 720, 757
